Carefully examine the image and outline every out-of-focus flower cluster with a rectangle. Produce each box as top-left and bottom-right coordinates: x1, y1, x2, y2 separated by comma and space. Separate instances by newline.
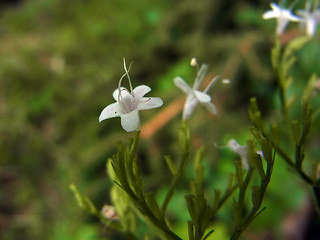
263, 2, 320, 36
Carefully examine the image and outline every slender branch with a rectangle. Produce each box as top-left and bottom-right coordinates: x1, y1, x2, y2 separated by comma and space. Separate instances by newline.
161, 150, 189, 217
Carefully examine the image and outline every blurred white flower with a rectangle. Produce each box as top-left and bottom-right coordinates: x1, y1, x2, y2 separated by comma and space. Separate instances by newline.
297, 6, 320, 36
99, 59, 163, 132
101, 205, 119, 221
263, 2, 301, 35
228, 139, 249, 170
174, 63, 218, 120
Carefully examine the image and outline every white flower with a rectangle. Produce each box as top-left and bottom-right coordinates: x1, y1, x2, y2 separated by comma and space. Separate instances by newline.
297, 6, 320, 36
263, 2, 301, 35
228, 139, 249, 170
174, 64, 218, 120
99, 60, 163, 132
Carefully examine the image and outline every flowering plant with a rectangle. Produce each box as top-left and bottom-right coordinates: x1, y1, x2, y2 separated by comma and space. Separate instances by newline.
71, 1, 320, 239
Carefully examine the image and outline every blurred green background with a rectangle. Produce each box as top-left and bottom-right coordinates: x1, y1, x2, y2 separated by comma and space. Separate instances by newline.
1, 0, 320, 239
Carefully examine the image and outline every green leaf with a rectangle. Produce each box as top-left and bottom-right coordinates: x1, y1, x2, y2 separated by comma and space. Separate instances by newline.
302, 73, 318, 101
194, 147, 205, 183
187, 221, 195, 240
256, 154, 266, 180
202, 230, 214, 240
234, 160, 244, 186
164, 155, 177, 175
212, 189, 221, 212
247, 140, 256, 169
286, 94, 298, 111
185, 195, 197, 222
270, 124, 279, 145
69, 184, 98, 215
145, 191, 162, 220
106, 158, 117, 181
179, 121, 190, 152
251, 186, 261, 209
232, 202, 241, 225
291, 120, 301, 145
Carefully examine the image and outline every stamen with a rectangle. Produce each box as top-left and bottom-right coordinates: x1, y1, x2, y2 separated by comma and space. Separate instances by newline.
117, 58, 134, 102
204, 75, 220, 93
123, 58, 134, 94
118, 72, 128, 92
190, 57, 199, 72
222, 79, 231, 84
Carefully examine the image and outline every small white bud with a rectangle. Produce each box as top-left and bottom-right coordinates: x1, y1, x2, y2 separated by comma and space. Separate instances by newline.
222, 79, 231, 84
101, 205, 119, 221
190, 58, 198, 67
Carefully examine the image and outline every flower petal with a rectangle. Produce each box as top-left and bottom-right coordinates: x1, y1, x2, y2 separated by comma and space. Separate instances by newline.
117, 90, 137, 114
306, 18, 317, 36
263, 10, 279, 19
174, 77, 193, 94
133, 85, 151, 99
203, 102, 217, 115
182, 95, 198, 120
137, 97, 163, 110
194, 90, 211, 103
282, 10, 301, 22
270, 2, 280, 12
276, 17, 290, 35
193, 64, 208, 90
99, 102, 122, 122
228, 139, 249, 170
113, 87, 129, 101
120, 110, 140, 132
228, 139, 241, 152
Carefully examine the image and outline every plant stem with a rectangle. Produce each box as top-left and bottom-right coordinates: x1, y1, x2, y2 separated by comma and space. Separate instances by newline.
161, 151, 189, 217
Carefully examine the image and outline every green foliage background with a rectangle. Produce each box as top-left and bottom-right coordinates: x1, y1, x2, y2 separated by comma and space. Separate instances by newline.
1, 0, 319, 239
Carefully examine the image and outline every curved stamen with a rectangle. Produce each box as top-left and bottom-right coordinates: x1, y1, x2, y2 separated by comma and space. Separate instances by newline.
123, 58, 134, 94
117, 58, 134, 103
117, 73, 128, 103
204, 75, 220, 93
118, 58, 133, 93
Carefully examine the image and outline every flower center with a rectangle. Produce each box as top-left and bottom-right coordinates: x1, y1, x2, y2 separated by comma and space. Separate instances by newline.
119, 89, 137, 114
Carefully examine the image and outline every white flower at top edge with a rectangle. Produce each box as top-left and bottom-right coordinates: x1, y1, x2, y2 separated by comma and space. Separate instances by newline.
99, 59, 163, 132
228, 139, 249, 170
174, 63, 218, 120
263, 2, 301, 35
297, 5, 320, 37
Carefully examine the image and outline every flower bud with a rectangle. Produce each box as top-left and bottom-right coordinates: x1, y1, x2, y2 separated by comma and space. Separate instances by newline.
190, 58, 198, 67
101, 205, 119, 221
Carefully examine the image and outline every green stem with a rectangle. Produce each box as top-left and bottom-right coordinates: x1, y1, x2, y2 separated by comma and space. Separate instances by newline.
161, 151, 189, 217
260, 130, 315, 185
129, 192, 183, 240
230, 146, 274, 240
